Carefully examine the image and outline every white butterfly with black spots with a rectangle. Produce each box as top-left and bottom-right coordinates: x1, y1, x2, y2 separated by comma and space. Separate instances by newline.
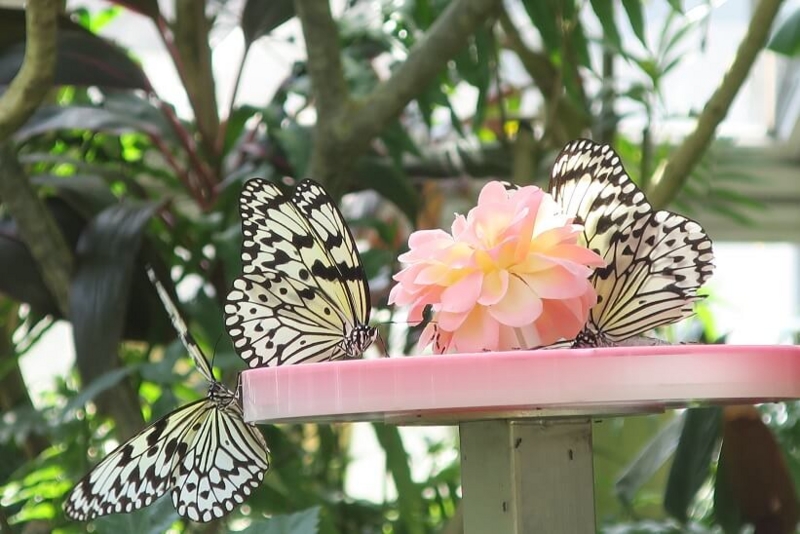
547, 138, 714, 347
63, 267, 269, 523
225, 178, 377, 367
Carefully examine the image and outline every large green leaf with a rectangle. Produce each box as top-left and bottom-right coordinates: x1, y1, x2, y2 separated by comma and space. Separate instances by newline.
59, 367, 136, 422
15, 106, 164, 143
590, 0, 622, 51
0, 198, 86, 316
372, 424, 425, 534
520, 0, 560, 53
615, 415, 684, 505
354, 157, 419, 224
31, 175, 120, 221
664, 407, 723, 521
70, 201, 158, 382
241, 0, 295, 47
714, 446, 744, 534
768, 8, 800, 56
108, 0, 160, 20
235, 506, 320, 533
0, 9, 150, 90
622, 0, 647, 47
90, 495, 179, 534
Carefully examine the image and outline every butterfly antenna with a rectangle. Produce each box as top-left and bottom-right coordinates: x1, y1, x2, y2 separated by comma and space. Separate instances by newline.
376, 330, 388, 356
382, 304, 437, 328
211, 333, 226, 370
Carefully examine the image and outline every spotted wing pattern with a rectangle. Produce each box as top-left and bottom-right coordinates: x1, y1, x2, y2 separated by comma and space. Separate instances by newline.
549, 139, 652, 256
549, 139, 714, 346
63, 268, 269, 523
225, 178, 376, 367
292, 180, 370, 326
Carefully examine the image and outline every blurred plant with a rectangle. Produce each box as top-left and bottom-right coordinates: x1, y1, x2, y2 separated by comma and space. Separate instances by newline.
0, 0, 787, 532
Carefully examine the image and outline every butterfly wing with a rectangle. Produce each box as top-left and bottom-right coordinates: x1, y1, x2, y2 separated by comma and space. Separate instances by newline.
292, 179, 371, 328
171, 385, 269, 522
227, 270, 352, 366
225, 178, 375, 367
583, 210, 714, 345
63, 399, 208, 521
65, 267, 270, 522
549, 139, 652, 256
549, 139, 714, 346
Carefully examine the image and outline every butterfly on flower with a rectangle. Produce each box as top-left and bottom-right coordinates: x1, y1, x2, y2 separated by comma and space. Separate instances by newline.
63, 267, 269, 523
546, 139, 715, 347
224, 178, 377, 368
394, 139, 715, 353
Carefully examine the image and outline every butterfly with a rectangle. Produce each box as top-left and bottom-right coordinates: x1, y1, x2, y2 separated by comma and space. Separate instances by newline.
63, 267, 269, 523
548, 139, 715, 347
224, 178, 377, 367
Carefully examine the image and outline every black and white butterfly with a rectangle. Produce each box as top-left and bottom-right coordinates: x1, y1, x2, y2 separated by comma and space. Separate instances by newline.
548, 139, 714, 347
225, 178, 377, 367
64, 267, 269, 523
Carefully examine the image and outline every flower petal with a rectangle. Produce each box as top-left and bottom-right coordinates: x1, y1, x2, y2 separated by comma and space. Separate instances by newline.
488, 275, 543, 327
450, 307, 498, 353
477, 269, 508, 306
440, 270, 482, 313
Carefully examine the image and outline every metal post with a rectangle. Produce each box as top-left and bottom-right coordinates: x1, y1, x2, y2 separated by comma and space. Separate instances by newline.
459, 418, 596, 533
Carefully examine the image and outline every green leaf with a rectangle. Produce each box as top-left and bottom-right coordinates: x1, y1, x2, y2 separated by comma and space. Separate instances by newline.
108, 0, 160, 20
234, 506, 320, 533
241, 0, 295, 47
91, 495, 179, 534
59, 367, 136, 422
70, 201, 159, 382
570, 15, 593, 69
711, 188, 765, 210
590, 0, 622, 50
14, 105, 165, 143
359, 248, 396, 282
664, 407, 723, 521
381, 120, 422, 162
667, 0, 684, 14
0, 10, 150, 90
622, 0, 647, 46
661, 15, 698, 60
615, 415, 685, 505
354, 157, 419, 223
0, 198, 86, 316
372, 424, 425, 534
713, 440, 744, 534
769, 8, 800, 56
0, 405, 48, 446
273, 124, 312, 178
520, 0, 561, 53
222, 104, 262, 157
32, 174, 119, 218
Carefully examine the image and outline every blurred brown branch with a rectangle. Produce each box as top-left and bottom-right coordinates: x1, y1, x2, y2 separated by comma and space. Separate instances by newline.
295, 0, 502, 199
648, 0, 784, 208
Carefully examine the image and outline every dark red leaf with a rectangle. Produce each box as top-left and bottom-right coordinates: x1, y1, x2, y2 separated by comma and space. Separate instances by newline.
0, 8, 150, 90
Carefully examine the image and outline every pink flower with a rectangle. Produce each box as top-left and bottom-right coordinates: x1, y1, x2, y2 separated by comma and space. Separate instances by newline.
388, 181, 605, 353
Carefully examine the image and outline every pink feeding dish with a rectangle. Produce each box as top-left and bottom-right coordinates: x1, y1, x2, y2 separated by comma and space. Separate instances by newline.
241, 345, 800, 425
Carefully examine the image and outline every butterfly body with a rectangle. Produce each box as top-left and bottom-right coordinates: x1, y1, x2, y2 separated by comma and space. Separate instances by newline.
342, 323, 379, 357
225, 178, 375, 367
64, 269, 269, 523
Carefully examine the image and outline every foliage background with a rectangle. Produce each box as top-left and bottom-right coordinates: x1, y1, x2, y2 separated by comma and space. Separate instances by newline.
0, 0, 798, 533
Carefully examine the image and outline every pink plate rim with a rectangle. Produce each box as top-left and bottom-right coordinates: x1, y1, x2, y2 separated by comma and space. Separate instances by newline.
241, 344, 800, 425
